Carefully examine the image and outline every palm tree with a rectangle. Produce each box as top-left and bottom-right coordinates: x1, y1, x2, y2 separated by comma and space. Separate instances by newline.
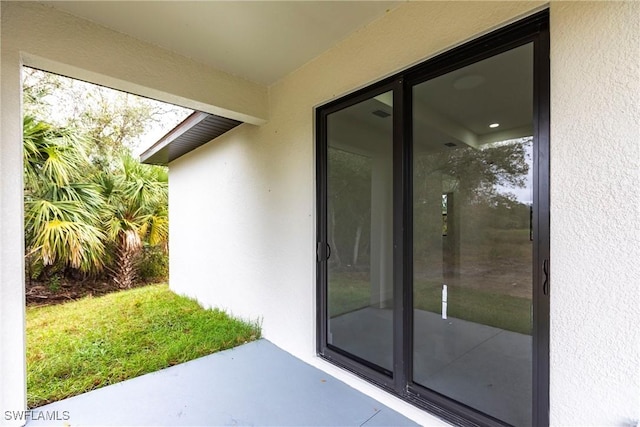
23, 115, 106, 276
99, 154, 168, 288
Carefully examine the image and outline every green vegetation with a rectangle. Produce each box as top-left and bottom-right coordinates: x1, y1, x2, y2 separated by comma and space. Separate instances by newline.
329, 273, 532, 335
22, 67, 189, 287
137, 246, 170, 282
328, 273, 370, 316
413, 281, 532, 335
27, 284, 261, 408
22, 70, 249, 410
23, 115, 168, 287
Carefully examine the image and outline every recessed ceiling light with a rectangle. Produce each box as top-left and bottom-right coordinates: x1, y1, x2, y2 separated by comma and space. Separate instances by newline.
453, 75, 485, 90
489, 123, 500, 128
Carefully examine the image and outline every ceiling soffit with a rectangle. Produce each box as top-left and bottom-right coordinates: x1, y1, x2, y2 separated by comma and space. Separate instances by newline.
46, 1, 399, 85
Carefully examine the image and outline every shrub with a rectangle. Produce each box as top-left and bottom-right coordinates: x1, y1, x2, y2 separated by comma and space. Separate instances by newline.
137, 245, 168, 282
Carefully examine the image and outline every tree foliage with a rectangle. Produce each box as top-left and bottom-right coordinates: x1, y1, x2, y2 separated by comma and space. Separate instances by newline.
328, 138, 532, 270
23, 116, 106, 275
414, 140, 530, 203
328, 148, 372, 269
23, 68, 187, 286
99, 155, 169, 288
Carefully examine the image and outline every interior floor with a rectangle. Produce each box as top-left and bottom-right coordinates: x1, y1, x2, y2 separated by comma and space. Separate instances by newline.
330, 307, 532, 427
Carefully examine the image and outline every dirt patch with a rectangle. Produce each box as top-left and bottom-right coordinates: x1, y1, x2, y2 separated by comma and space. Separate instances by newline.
25, 279, 149, 307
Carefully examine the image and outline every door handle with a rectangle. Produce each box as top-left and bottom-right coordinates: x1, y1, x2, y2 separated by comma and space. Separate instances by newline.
316, 242, 332, 261
543, 259, 550, 296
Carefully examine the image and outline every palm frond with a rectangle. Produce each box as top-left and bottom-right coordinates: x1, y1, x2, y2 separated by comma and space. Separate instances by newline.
31, 218, 106, 271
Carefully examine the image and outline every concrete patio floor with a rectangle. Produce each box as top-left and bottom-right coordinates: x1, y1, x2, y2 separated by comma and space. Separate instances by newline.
27, 339, 419, 427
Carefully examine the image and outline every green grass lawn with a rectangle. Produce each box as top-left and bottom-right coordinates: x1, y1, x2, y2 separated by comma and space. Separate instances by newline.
329, 274, 531, 335
413, 281, 532, 335
26, 284, 261, 409
328, 273, 371, 316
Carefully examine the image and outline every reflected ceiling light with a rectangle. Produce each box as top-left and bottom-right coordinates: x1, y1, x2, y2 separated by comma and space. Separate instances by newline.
489, 123, 500, 128
453, 74, 485, 90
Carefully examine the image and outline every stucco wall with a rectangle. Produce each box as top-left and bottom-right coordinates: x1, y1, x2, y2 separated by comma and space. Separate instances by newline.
170, 1, 640, 425
549, 2, 640, 425
0, 19, 27, 427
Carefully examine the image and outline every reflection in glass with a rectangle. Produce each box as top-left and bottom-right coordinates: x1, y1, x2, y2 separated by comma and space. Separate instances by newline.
412, 44, 534, 426
326, 91, 394, 373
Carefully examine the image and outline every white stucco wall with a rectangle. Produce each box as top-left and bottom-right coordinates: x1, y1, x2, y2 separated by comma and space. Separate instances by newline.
0, 15, 27, 427
549, 3, 640, 425
170, 1, 639, 425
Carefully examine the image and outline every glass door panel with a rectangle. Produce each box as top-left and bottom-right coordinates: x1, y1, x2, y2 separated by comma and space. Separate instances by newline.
412, 44, 534, 426
326, 91, 394, 373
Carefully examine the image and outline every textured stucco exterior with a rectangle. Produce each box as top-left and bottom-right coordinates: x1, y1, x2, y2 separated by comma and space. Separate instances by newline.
0, 16, 26, 427
549, 3, 640, 425
1, 1, 639, 426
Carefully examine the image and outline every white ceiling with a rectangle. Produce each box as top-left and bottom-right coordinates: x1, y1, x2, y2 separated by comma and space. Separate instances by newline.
329, 43, 534, 156
44, 1, 399, 85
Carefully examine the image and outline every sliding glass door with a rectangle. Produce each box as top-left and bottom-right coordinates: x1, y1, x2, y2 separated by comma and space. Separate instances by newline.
325, 90, 394, 374
317, 11, 549, 426
411, 43, 534, 427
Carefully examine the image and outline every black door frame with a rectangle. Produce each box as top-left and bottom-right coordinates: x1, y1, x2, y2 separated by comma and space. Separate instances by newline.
316, 10, 550, 426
